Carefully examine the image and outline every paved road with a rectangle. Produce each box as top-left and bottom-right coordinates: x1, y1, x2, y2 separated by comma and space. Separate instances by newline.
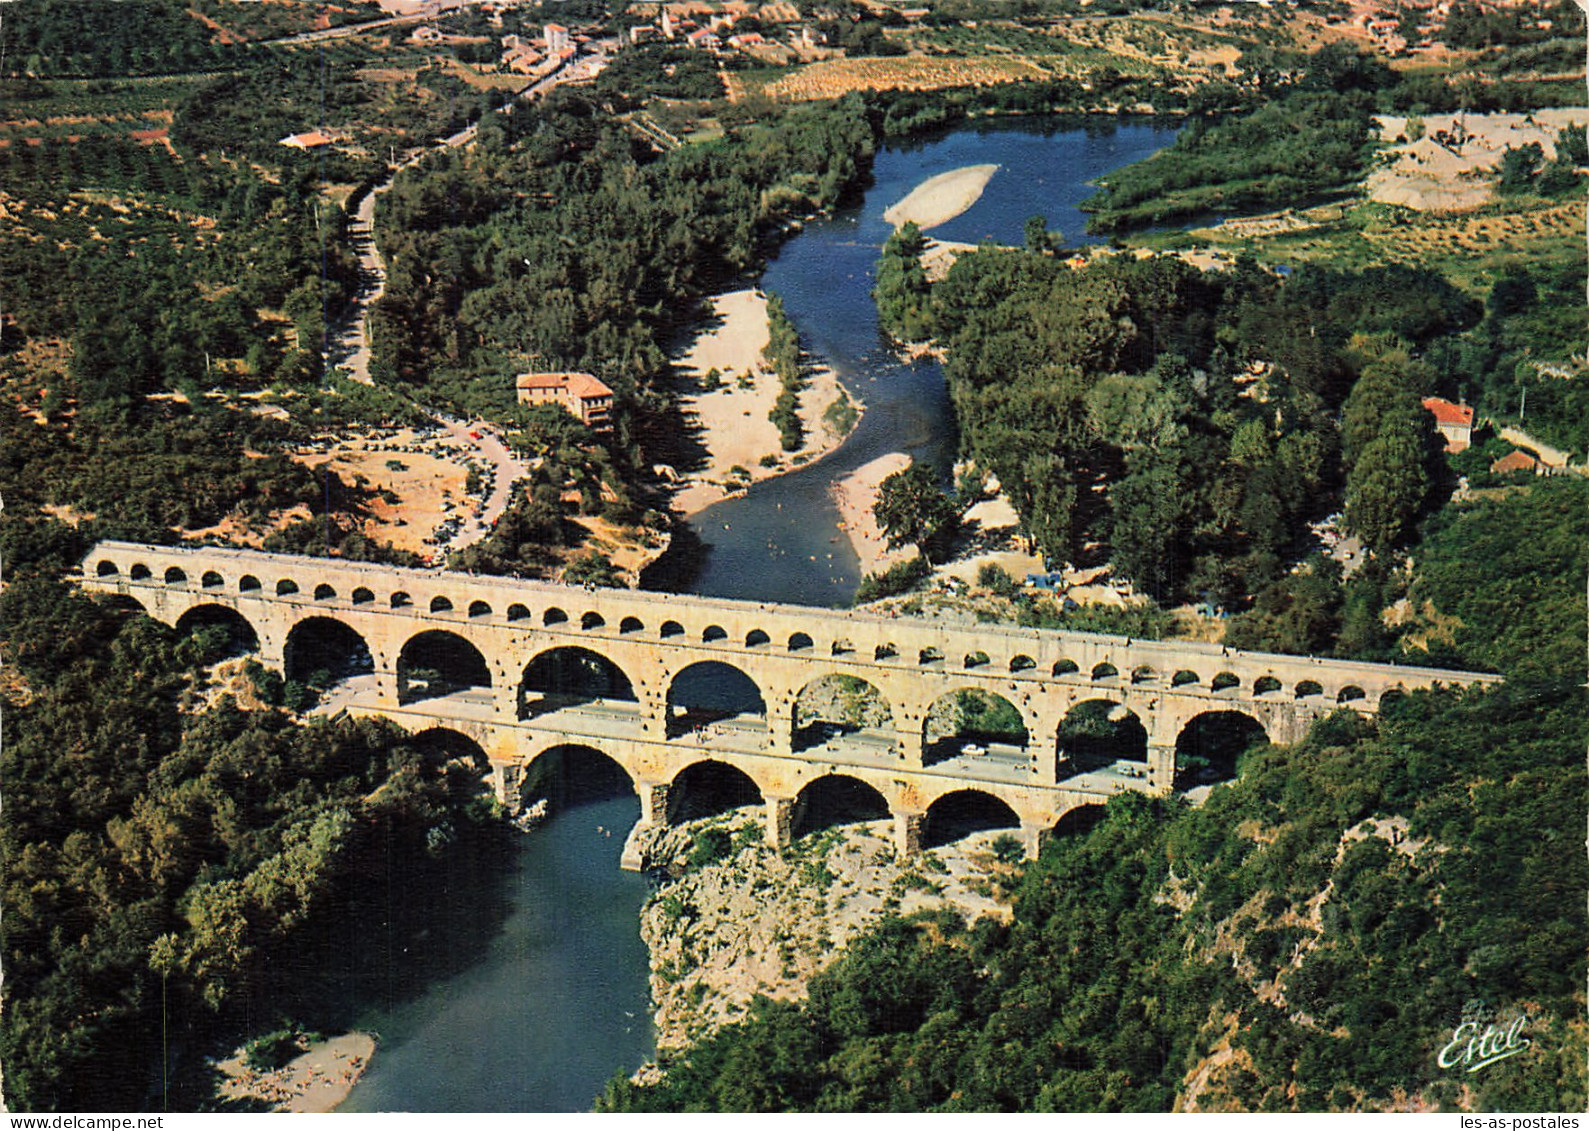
267, 14, 427, 47
327, 186, 386, 387
432, 414, 531, 553
322, 54, 608, 558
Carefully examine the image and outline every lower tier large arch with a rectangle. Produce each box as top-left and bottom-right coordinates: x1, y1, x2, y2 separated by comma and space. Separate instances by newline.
518, 743, 637, 811
405, 726, 491, 775
175, 603, 260, 659
923, 789, 1021, 850
791, 774, 891, 841
92, 591, 152, 620
666, 758, 764, 824
401, 727, 493, 800
1051, 802, 1107, 840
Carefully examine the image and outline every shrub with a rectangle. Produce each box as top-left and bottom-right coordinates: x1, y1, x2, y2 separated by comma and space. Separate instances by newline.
853, 554, 930, 604
977, 562, 1017, 597
990, 833, 1026, 864
688, 826, 734, 869
244, 1029, 305, 1071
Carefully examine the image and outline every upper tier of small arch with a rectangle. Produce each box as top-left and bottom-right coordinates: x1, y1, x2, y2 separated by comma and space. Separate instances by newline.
80, 541, 1502, 703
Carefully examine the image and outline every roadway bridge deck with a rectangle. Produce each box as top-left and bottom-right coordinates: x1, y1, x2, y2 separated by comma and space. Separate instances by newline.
80, 541, 1502, 865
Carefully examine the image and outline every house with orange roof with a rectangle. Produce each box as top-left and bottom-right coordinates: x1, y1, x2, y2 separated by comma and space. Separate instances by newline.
279, 130, 337, 150
516, 372, 614, 430
1421, 396, 1473, 452
1490, 449, 1541, 476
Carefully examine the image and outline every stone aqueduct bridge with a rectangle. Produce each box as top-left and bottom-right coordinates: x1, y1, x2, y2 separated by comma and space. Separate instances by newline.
82, 541, 1500, 865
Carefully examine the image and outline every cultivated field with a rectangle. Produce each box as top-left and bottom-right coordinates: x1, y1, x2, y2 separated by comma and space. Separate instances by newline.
756, 55, 1052, 101
1176, 197, 1585, 298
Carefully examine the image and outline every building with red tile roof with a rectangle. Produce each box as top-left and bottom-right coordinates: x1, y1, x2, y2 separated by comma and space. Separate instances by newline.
278, 130, 337, 149
1421, 396, 1474, 452
1490, 449, 1540, 476
516, 371, 614, 430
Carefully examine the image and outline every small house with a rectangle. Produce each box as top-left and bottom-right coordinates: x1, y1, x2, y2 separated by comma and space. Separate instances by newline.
1421, 397, 1474, 452
516, 371, 614, 430
1490, 449, 1541, 476
279, 130, 337, 149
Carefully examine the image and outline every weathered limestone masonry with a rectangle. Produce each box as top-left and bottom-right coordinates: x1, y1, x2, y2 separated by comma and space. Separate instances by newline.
81, 541, 1502, 866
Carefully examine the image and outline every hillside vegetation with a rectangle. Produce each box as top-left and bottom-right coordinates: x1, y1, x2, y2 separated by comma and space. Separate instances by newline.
603, 667, 1586, 1111
0, 532, 515, 1111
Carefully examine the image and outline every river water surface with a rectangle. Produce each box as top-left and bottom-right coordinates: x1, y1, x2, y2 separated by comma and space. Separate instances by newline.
660, 115, 1179, 605
339, 115, 1177, 1112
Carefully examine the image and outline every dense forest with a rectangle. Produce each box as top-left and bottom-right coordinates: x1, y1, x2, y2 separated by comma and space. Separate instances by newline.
367, 88, 877, 470
171, 55, 508, 178
877, 233, 1491, 631
1427, 244, 1589, 458
0, 0, 390, 76
0, 528, 516, 1111
1, 0, 263, 77
1, 158, 358, 404
0, 29, 502, 552
0, 149, 373, 547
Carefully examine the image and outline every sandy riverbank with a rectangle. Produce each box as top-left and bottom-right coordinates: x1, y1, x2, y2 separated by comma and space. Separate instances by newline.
883, 163, 999, 230
1367, 108, 1589, 211
670, 288, 857, 517
918, 236, 980, 283
830, 452, 913, 577
215, 1031, 375, 1112
831, 456, 1048, 584
929, 493, 1044, 586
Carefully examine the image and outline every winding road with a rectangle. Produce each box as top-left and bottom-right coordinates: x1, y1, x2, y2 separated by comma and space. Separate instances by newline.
324, 53, 605, 555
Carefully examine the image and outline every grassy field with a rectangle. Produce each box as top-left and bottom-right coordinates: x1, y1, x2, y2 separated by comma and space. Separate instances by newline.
1149, 197, 1585, 299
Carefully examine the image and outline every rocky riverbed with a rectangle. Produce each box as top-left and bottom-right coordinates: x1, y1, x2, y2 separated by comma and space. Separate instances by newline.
632, 811, 1024, 1054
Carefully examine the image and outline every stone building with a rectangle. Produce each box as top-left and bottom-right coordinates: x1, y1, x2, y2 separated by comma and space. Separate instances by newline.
516, 371, 614, 430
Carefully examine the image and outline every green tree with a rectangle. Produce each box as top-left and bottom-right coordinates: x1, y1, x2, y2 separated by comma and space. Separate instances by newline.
563, 550, 623, 587
872, 462, 958, 559
1496, 142, 1545, 192
1109, 452, 1190, 604
1224, 556, 1344, 655
1344, 414, 1430, 553
1023, 214, 1055, 253
873, 221, 933, 341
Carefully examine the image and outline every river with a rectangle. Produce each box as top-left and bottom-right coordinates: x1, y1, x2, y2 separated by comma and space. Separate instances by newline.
653, 114, 1180, 606
338, 114, 1178, 1113
338, 795, 650, 1111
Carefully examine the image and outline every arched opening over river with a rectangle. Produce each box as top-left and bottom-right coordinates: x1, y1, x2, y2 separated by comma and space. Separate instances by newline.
342, 114, 1182, 1112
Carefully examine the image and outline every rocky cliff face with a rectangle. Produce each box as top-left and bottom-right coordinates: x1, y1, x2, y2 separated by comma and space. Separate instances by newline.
633, 810, 1021, 1052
